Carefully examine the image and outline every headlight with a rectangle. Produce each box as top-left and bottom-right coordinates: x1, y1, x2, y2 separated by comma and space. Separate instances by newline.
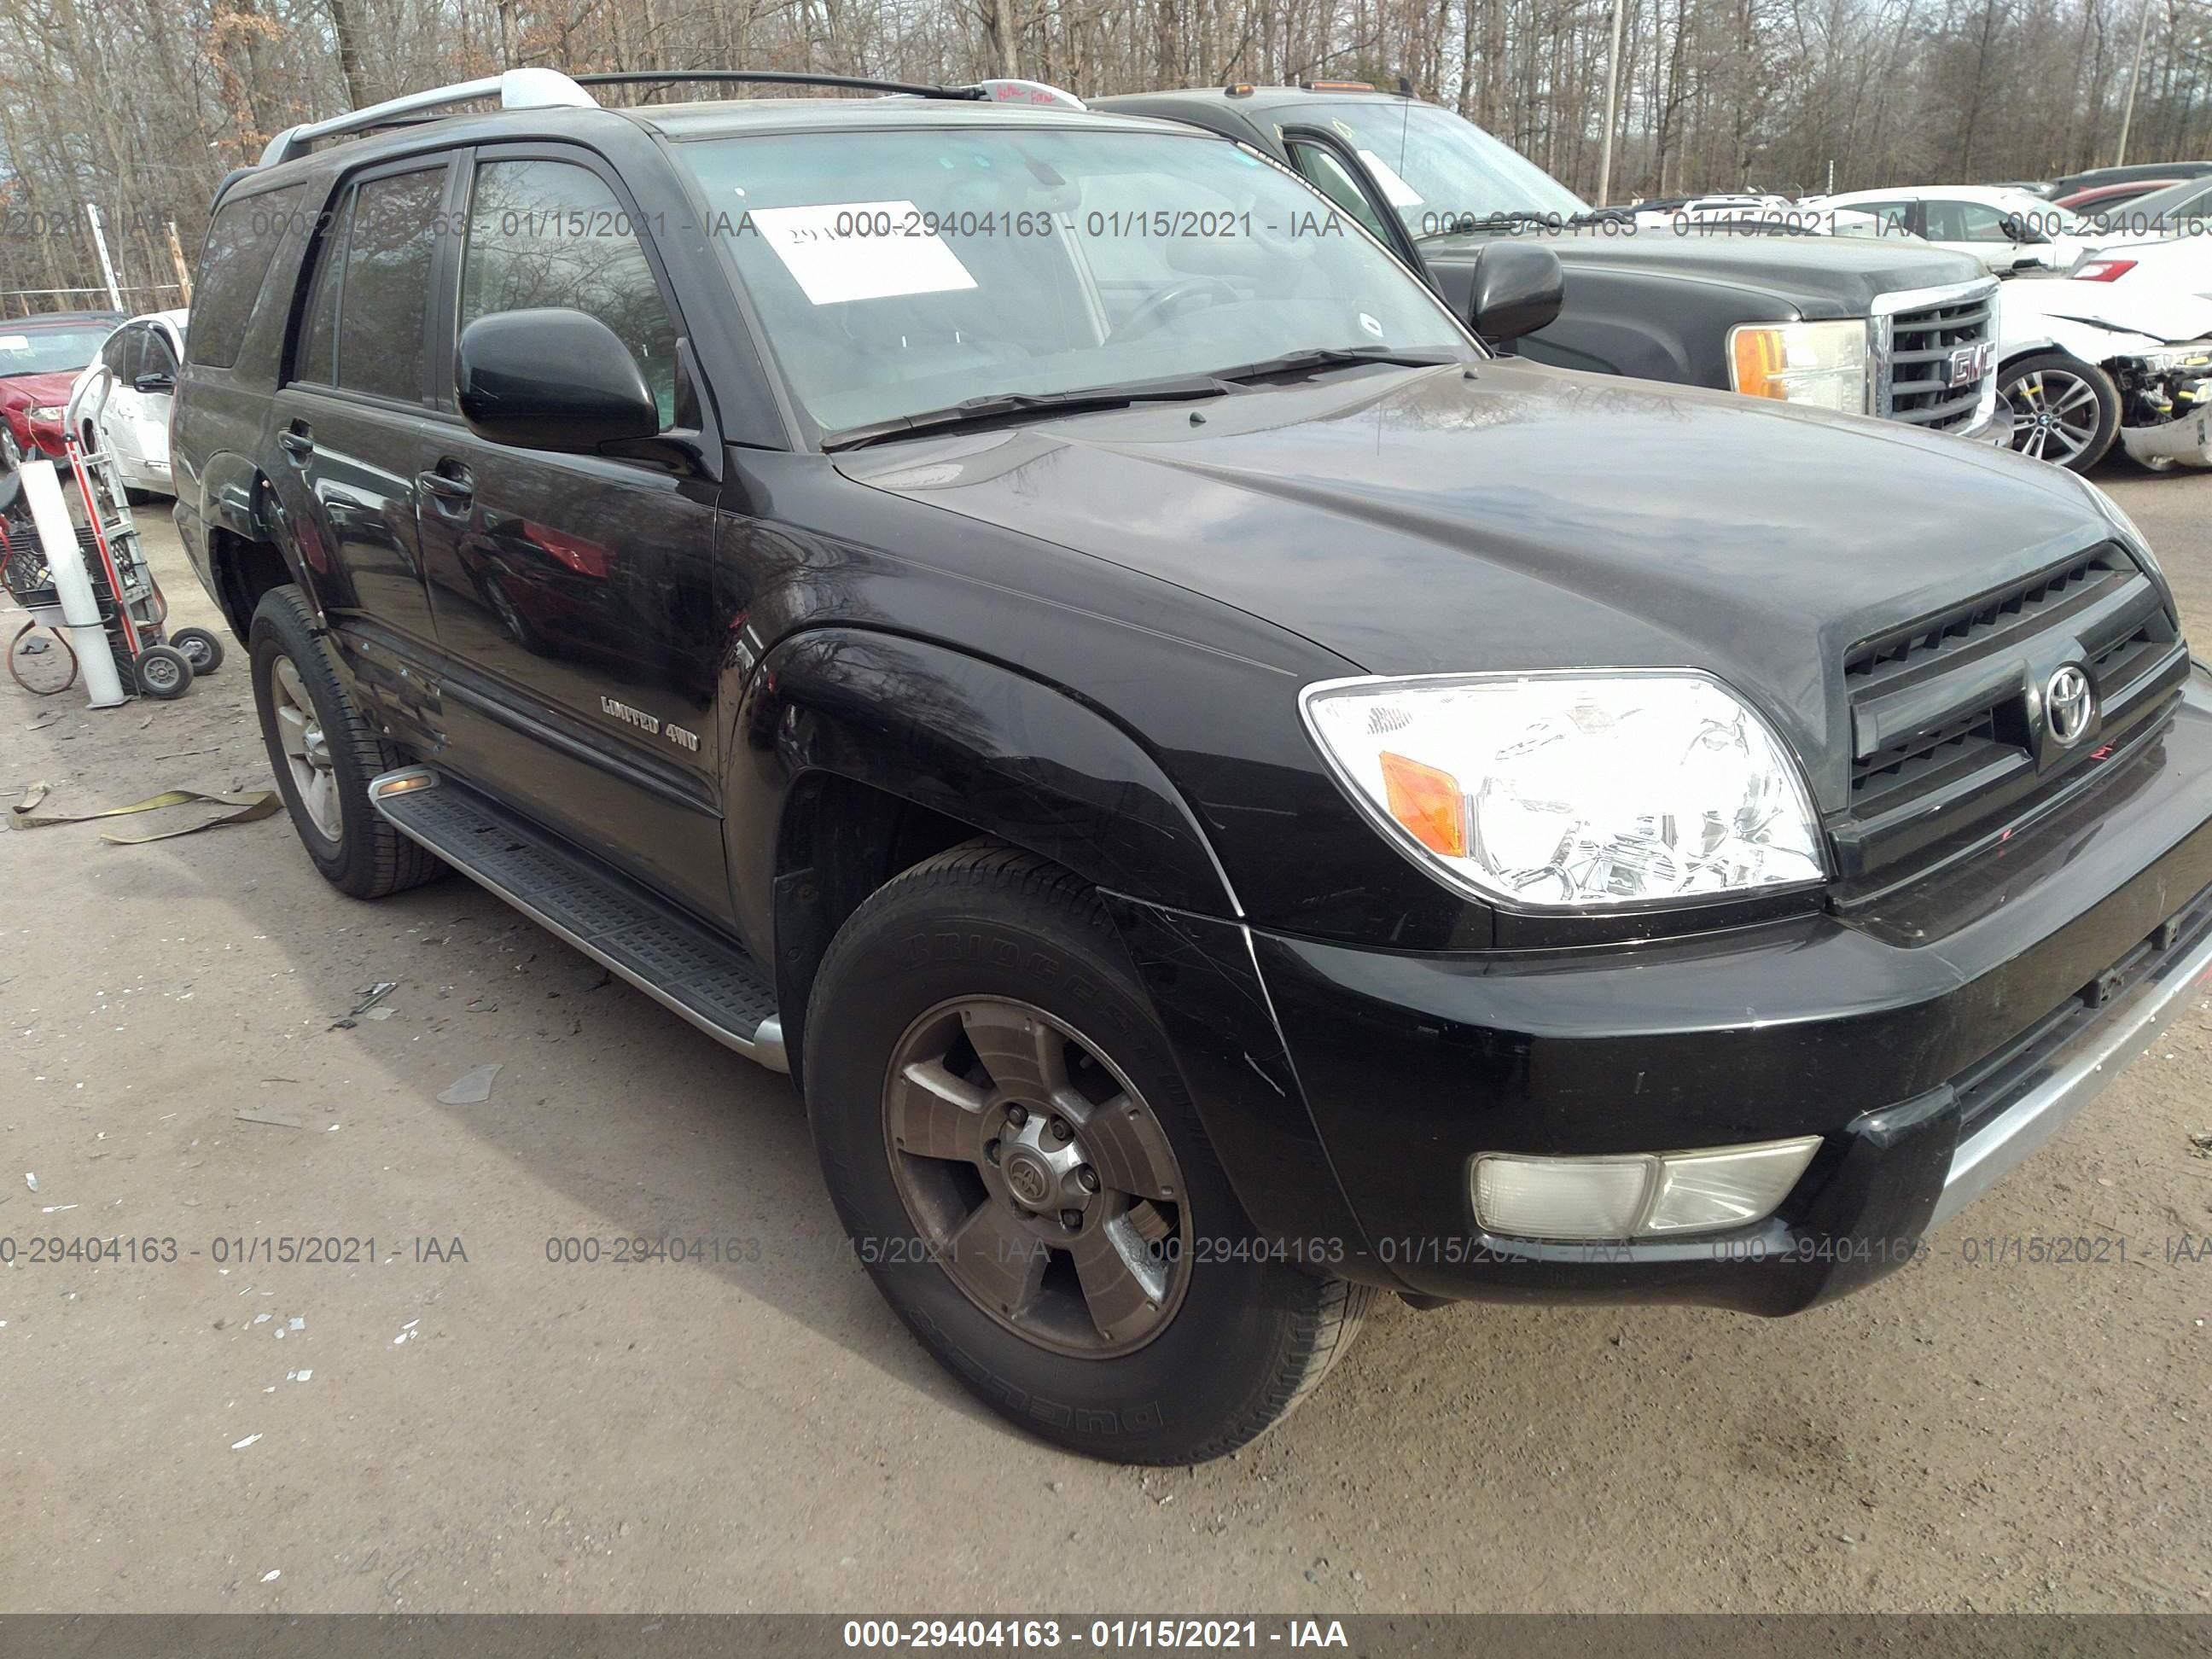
26, 404, 63, 422
2143, 346, 2212, 374
1301, 672, 1827, 910
1726, 318, 1871, 413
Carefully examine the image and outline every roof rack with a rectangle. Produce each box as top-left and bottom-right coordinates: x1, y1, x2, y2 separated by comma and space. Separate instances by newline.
259, 67, 596, 167
254, 66, 1033, 169
572, 70, 987, 102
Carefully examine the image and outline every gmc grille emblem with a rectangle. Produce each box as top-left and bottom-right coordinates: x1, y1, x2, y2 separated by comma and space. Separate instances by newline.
1947, 341, 1994, 388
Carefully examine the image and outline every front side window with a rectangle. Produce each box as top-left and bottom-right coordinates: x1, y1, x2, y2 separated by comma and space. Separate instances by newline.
1928, 201, 2016, 243
335, 168, 443, 403
145, 327, 180, 381
678, 126, 1471, 437
102, 327, 143, 378
1280, 102, 1590, 242
1288, 143, 1392, 243
459, 158, 687, 428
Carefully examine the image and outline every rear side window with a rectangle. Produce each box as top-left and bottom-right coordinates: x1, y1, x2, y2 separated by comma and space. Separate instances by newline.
335, 168, 445, 404
458, 158, 689, 428
188, 184, 306, 369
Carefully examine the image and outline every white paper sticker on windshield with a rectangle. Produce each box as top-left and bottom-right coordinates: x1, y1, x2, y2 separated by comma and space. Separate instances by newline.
0, 335, 28, 352
1356, 151, 1425, 209
747, 201, 979, 306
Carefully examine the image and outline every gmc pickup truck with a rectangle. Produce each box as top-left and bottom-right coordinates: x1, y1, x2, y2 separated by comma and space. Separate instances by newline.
176, 70, 2211, 1465
1095, 84, 2009, 440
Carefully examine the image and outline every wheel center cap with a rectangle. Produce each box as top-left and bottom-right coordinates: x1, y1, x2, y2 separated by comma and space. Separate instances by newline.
1003, 1149, 1052, 1207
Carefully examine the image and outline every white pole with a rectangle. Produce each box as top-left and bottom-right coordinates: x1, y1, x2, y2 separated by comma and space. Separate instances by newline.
84, 204, 125, 311
20, 457, 126, 707
2115, 0, 2154, 166
1595, 0, 1627, 207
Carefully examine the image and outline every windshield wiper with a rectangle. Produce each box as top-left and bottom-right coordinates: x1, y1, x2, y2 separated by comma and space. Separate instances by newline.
1208, 346, 1461, 384
822, 374, 1233, 451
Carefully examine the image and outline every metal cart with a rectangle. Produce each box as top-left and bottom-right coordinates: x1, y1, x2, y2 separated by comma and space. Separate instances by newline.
0, 432, 223, 699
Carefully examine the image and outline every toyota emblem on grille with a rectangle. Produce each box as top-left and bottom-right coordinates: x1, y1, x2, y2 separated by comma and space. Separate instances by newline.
2046, 664, 2095, 748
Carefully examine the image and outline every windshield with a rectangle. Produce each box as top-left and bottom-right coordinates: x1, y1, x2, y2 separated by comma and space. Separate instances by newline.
1278, 102, 1589, 240
678, 125, 1472, 437
0, 326, 109, 379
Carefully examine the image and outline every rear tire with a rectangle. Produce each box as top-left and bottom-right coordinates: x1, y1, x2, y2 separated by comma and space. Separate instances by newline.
249, 585, 444, 899
805, 840, 1373, 1464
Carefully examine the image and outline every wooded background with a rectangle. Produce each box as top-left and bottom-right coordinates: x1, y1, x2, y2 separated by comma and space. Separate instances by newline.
2, 0, 2208, 311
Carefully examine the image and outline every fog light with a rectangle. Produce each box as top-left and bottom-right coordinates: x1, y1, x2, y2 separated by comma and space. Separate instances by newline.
1471, 1137, 1820, 1241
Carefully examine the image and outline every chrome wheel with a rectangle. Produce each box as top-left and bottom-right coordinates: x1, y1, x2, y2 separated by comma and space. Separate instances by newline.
271, 654, 341, 841
883, 997, 1191, 1358
2006, 367, 2103, 466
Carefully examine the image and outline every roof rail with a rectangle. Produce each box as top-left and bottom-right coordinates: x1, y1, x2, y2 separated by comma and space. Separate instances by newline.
572, 70, 987, 102
257, 67, 597, 167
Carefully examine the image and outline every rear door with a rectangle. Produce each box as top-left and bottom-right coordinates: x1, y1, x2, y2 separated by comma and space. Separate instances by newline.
410, 143, 733, 925
265, 159, 450, 649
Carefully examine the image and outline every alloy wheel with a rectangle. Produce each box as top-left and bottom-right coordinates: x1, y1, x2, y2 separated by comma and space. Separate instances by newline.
2006, 368, 2102, 466
882, 997, 1191, 1358
271, 654, 341, 841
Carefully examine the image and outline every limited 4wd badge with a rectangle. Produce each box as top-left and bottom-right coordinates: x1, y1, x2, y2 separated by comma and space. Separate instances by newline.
601, 696, 701, 753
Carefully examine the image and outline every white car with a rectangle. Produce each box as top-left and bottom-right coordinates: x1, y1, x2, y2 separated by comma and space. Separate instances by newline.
67, 308, 187, 499
1811, 185, 2099, 274
2069, 233, 2212, 303
1995, 276, 2212, 471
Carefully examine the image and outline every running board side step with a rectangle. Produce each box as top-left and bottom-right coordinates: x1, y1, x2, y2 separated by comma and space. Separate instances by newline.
367, 767, 787, 1073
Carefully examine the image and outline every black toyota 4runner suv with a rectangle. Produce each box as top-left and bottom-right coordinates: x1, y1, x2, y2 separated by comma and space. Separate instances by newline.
176, 69, 2212, 1466
1096, 84, 2009, 441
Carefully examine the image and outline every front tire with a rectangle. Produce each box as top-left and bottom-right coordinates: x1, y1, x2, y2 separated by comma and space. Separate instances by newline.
249, 585, 443, 899
2001, 352, 2120, 473
805, 841, 1373, 1464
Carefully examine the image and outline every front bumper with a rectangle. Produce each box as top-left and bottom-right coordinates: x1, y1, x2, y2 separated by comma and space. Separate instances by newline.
2118, 404, 2212, 469
1964, 394, 2013, 447
1115, 675, 2212, 1315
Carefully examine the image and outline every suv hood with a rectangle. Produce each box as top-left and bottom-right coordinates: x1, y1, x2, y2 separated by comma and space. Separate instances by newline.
838, 362, 2114, 811
1423, 230, 1987, 319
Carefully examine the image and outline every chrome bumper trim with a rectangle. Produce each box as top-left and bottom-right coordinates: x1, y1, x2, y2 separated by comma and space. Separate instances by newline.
1930, 923, 2212, 1226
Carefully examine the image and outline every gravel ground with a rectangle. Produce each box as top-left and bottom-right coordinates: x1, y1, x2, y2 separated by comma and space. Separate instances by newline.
2, 462, 2209, 1615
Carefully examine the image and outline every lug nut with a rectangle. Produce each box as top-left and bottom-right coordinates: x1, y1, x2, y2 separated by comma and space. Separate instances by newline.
1049, 1117, 1073, 1143
1005, 1104, 1028, 1127
1076, 1167, 1099, 1193
1060, 1210, 1084, 1230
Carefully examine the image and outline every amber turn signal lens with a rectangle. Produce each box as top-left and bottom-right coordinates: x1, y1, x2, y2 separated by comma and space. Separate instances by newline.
1377, 751, 1468, 857
1730, 328, 1790, 400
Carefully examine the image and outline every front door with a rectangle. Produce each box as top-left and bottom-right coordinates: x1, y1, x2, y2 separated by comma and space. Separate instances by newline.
411, 145, 734, 926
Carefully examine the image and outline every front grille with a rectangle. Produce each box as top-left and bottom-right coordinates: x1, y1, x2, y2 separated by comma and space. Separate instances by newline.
1877, 282, 1998, 431
1832, 541, 2186, 891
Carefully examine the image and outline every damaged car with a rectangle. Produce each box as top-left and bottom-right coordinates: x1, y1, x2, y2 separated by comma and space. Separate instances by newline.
1998, 276, 2212, 471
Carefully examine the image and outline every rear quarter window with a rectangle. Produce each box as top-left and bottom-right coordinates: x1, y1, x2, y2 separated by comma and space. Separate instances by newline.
188, 183, 309, 369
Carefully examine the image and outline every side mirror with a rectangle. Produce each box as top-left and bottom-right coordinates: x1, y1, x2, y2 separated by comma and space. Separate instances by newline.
1466, 242, 1564, 344
133, 372, 174, 395
457, 309, 660, 453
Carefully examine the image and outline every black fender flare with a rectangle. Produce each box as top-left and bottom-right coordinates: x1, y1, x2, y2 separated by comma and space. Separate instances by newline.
744, 627, 1238, 923
193, 447, 328, 632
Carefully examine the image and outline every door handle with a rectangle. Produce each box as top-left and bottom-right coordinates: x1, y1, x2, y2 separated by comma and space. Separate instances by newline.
416, 464, 474, 509
277, 428, 314, 463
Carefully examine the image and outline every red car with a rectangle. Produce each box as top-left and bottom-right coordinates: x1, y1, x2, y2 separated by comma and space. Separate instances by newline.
0, 311, 124, 465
